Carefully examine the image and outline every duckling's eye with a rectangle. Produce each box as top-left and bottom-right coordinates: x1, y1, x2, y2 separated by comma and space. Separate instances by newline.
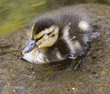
51, 34, 55, 37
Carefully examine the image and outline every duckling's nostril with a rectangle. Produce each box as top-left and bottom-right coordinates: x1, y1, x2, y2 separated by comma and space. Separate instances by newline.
31, 43, 34, 45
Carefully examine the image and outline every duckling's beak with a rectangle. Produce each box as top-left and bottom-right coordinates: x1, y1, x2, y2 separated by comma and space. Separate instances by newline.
22, 39, 36, 53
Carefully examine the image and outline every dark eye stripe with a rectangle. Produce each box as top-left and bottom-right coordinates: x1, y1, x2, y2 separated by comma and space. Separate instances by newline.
35, 35, 43, 41
41, 31, 53, 38
35, 32, 52, 41
47, 32, 52, 35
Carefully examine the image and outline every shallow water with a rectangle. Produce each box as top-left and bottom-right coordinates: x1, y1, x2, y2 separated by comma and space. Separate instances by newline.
0, 0, 48, 35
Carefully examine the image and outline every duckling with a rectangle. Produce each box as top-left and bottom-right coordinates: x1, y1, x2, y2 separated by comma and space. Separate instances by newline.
21, 6, 100, 66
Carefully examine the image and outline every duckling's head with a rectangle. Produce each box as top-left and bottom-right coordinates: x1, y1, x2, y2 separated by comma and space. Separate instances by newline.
22, 18, 59, 53
21, 18, 63, 64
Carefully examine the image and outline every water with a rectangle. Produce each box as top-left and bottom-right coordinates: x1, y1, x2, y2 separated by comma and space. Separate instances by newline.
0, 0, 47, 35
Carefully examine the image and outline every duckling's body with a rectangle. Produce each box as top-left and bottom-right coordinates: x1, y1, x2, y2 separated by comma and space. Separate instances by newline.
21, 6, 100, 65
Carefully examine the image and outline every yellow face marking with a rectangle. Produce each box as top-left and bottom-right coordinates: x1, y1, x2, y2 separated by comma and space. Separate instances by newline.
36, 26, 59, 48
34, 25, 56, 39
30, 24, 35, 39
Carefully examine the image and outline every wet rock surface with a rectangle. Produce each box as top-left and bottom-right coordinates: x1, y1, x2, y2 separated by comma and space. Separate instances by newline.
0, 4, 110, 94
